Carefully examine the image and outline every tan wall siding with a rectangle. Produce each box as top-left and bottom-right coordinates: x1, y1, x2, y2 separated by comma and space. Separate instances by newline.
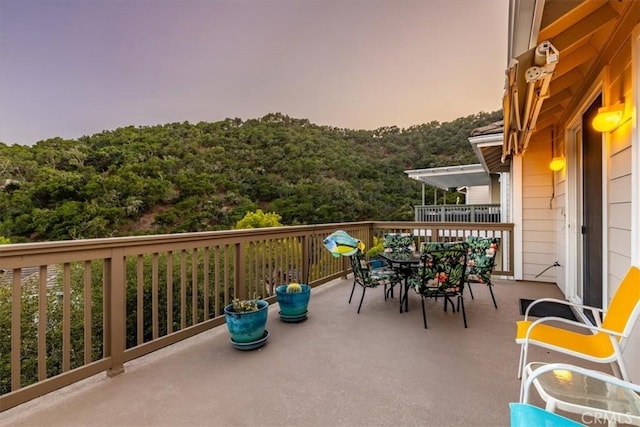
609, 203, 631, 230
522, 208, 555, 221
490, 175, 501, 203
609, 174, 631, 203
606, 58, 633, 294
521, 139, 557, 282
553, 165, 567, 292
604, 37, 637, 382
466, 185, 490, 204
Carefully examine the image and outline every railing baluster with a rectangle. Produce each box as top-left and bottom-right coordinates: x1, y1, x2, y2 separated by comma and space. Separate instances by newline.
136, 255, 144, 345
38, 266, 47, 381
224, 245, 230, 307
214, 247, 220, 316
180, 250, 187, 330
302, 234, 309, 285
11, 268, 21, 391
108, 249, 125, 377
83, 261, 92, 365
62, 263, 71, 372
234, 242, 244, 300
203, 248, 210, 320
152, 253, 159, 340
192, 248, 198, 326
166, 251, 173, 334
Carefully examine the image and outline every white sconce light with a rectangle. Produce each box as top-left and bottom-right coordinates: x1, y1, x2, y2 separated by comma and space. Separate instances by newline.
549, 156, 566, 172
592, 102, 624, 132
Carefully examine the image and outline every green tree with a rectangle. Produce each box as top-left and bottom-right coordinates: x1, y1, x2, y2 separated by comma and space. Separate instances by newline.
235, 209, 282, 229
0, 110, 503, 241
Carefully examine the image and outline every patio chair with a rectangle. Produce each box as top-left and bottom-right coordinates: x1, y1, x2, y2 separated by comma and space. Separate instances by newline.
383, 233, 414, 252
349, 249, 400, 313
465, 236, 499, 308
516, 266, 640, 381
382, 233, 415, 299
409, 241, 469, 328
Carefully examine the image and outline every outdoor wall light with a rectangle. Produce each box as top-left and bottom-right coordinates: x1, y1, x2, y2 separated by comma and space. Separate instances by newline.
592, 102, 624, 132
549, 156, 566, 172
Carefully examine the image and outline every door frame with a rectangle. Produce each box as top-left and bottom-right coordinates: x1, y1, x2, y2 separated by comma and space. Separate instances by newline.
565, 69, 609, 307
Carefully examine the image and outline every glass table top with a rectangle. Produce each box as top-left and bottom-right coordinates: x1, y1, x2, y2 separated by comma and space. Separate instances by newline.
529, 362, 640, 417
378, 250, 421, 264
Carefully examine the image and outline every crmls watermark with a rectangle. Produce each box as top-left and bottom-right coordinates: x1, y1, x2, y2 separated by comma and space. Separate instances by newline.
581, 411, 633, 425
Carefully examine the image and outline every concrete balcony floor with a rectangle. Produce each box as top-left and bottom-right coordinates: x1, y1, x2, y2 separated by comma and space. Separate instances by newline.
2, 277, 607, 427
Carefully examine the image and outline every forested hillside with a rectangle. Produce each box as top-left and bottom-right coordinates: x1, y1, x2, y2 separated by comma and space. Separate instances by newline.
0, 111, 502, 242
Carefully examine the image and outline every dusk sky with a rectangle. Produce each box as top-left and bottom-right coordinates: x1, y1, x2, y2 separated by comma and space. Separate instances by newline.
0, 0, 508, 146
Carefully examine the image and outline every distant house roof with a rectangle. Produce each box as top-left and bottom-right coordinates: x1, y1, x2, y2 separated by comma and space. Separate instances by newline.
469, 123, 509, 173
404, 164, 490, 191
405, 120, 508, 190
470, 120, 504, 137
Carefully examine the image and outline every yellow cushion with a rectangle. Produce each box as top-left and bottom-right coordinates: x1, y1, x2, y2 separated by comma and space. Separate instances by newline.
516, 320, 615, 359
602, 267, 640, 333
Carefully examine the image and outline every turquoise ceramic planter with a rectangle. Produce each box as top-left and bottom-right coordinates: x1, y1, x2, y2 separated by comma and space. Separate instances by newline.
224, 300, 269, 343
276, 284, 311, 316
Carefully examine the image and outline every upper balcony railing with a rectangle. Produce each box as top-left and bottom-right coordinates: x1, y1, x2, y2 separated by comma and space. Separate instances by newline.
414, 204, 501, 223
0, 221, 513, 411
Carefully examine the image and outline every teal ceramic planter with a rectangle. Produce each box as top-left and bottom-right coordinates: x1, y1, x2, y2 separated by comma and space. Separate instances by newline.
276, 284, 311, 317
224, 300, 269, 343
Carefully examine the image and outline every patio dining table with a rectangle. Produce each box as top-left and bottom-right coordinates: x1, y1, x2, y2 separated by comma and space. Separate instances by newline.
378, 250, 422, 313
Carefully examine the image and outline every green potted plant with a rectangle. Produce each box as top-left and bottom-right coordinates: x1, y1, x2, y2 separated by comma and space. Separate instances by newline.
223, 295, 269, 350
275, 282, 311, 322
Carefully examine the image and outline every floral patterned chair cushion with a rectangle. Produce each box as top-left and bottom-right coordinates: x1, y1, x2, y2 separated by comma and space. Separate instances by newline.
466, 237, 498, 283
383, 233, 414, 252
409, 241, 469, 328
349, 250, 400, 313
412, 241, 469, 294
465, 236, 499, 308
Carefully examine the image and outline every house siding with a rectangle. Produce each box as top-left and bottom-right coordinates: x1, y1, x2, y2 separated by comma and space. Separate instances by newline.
466, 185, 490, 204
553, 164, 567, 293
520, 139, 557, 283
604, 40, 637, 381
490, 174, 501, 203
627, 25, 640, 387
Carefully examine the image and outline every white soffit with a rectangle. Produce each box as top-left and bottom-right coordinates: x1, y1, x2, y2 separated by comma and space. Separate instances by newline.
469, 132, 507, 173
404, 164, 490, 191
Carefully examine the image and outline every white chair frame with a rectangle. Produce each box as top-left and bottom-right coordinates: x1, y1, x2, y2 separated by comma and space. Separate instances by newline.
521, 362, 640, 426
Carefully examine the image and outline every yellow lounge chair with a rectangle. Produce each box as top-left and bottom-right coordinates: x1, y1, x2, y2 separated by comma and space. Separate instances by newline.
515, 266, 640, 381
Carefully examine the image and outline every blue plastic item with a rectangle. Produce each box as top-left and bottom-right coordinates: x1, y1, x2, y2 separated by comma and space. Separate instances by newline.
509, 403, 585, 427
369, 258, 386, 269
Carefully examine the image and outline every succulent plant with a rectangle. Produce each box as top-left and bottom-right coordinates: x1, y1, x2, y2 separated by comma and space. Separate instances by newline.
286, 283, 302, 293
230, 293, 262, 312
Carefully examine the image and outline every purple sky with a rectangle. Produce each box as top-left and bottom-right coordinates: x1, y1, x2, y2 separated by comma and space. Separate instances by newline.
0, 0, 508, 146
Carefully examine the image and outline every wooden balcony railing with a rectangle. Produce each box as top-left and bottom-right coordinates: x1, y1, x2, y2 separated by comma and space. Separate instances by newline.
0, 221, 513, 411
414, 204, 501, 223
